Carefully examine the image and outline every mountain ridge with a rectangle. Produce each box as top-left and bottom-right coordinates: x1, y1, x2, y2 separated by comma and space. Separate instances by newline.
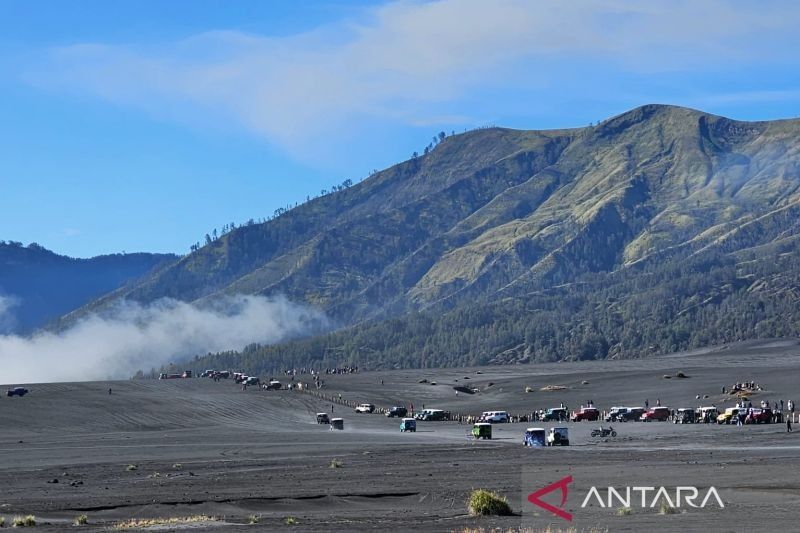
0, 242, 178, 334
62, 104, 800, 370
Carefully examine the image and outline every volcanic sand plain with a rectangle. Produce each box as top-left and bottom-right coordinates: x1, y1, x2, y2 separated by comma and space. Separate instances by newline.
1, 339, 800, 532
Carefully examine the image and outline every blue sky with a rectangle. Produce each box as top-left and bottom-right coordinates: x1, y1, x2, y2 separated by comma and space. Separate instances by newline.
2, 0, 800, 257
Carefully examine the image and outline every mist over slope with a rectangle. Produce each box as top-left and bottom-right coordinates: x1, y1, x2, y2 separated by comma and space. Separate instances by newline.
0, 242, 178, 334
69, 104, 800, 371
0, 295, 327, 384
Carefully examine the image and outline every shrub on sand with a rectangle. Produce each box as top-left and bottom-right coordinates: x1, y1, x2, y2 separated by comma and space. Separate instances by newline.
659, 501, 678, 515
125, 464, 138, 472
113, 516, 217, 529
617, 506, 633, 516
330, 459, 343, 469
12, 515, 36, 527
467, 489, 513, 516
74, 514, 89, 525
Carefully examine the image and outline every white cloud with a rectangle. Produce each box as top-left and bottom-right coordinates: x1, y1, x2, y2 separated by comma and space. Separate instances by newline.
0, 295, 327, 384
0, 295, 18, 334
28, 0, 800, 155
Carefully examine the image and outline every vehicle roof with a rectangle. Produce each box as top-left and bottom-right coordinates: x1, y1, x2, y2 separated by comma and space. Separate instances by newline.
552, 426, 568, 431
475, 422, 492, 426
331, 418, 343, 421
401, 418, 415, 422
316, 412, 328, 416
526, 427, 546, 432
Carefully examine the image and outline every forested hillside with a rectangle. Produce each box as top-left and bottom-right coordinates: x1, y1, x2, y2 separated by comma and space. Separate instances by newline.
0, 242, 177, 333
55, 104, 800, 372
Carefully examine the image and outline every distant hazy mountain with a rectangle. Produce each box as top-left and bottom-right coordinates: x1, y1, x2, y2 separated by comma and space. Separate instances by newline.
74, 104, 800, 370
0, 242, 178, 334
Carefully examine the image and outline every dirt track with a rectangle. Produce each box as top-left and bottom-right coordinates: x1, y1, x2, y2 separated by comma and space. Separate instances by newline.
2, 339, 800, 531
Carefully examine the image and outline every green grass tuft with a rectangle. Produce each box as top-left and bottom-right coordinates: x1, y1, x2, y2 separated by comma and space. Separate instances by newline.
658, 500, 678, 515
12, 515, 36, 527
467, 489, 513, 516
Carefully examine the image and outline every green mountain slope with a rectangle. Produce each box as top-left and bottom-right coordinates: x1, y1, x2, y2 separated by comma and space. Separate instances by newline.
71, 104, 800, 370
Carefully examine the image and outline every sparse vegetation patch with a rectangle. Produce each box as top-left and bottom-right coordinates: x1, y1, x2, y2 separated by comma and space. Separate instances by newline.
113, 515, 218, 529
467, 489, 513, 516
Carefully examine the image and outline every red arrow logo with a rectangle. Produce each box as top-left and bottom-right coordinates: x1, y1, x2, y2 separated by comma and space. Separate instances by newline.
527, 475, 573, 521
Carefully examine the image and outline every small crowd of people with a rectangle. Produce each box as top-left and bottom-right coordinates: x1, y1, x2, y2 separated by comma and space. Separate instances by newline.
282, 366, 360, 377
723, 381, 763, 394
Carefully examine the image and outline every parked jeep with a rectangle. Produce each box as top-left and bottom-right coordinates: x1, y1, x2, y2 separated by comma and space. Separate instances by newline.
571, 407, 600, 422
542, 408, 569, 422
547, 427, 570, 446
605, 407, 629, 422
6, 387, 28, 397
386, 406, 408, 418
481, 411, 510, 423
717, 407, 743, 424
416, 409, 449, 421
640, 406, 670, 422
618, 407, 645, 422
355, 403, 375, 414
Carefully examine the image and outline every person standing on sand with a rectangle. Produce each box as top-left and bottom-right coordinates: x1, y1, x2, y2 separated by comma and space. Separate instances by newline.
788, 418, 793, 433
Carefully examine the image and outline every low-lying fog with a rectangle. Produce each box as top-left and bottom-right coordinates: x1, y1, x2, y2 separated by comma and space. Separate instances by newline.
0, 294, 326, 384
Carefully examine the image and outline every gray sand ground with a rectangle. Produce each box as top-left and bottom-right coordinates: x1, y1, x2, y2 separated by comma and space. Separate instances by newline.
1, 339, 799, 531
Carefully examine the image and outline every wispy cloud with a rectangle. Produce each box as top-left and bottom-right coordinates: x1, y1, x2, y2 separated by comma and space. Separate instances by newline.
0, 295, 327, 384
0, 295, 18, 334
28, 0, 800, 156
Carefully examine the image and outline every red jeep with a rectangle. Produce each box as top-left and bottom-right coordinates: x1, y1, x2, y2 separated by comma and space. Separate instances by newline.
640, 406, 670, 421
746, 408, 772, 424
571, 407, 600, 422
